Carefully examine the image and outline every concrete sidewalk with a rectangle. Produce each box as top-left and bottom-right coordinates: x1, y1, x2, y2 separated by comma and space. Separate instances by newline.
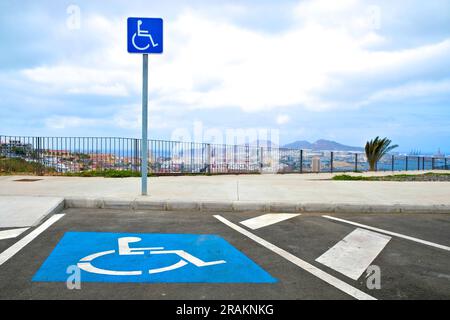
0, 171, 449, 213
0, 196, 64, 228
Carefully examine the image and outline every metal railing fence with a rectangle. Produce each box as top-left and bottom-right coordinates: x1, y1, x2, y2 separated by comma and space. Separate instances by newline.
1, 135, 448, 175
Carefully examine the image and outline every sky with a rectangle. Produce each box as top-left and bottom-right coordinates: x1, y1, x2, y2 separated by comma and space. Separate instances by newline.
0, 0, 449, 154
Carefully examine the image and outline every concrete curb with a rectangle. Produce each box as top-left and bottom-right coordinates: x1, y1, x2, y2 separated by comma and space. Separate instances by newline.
33, 197, 65, 226
63, 197, 450, 214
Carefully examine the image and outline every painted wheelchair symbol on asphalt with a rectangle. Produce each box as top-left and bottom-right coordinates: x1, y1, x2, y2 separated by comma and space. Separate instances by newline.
33, 232, 276, 283
77, 237, 226, 276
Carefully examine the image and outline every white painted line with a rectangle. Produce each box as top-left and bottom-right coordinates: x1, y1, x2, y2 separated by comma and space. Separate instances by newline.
240, 213, 300, 230
0, 214, 65, 266
0, 227, 29, 240
214, 215, 376, 300
316, 228, 391, 280
322, 215, 450, 252
149, 260, 187, 274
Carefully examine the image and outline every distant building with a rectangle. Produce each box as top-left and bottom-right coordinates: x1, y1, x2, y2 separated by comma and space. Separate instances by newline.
434, 148, 445, 157
0, 140, 33, 157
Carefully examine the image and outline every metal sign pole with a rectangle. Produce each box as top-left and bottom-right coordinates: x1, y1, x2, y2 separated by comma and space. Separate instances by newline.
141, 54, 149, 195
128, 17, 162, 196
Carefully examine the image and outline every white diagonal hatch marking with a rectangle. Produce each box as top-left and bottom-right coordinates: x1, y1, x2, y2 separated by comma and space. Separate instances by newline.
0, 214, 65, 266
322, 215, 450, 251
215, 215, 376, 300
0, 228, 29, 240
316, 228, 391, 280
240, 213, 300, 230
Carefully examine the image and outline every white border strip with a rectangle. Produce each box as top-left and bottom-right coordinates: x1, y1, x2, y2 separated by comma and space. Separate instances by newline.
316, 228, 391, 280
0, 214, 65, 266
0, 228, 29, 240
322, 215, 450, 252
240, 214, 300, 230
214, 215, 376, 300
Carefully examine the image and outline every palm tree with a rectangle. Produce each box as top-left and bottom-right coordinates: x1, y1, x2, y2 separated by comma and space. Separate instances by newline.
365, 137, 398, 171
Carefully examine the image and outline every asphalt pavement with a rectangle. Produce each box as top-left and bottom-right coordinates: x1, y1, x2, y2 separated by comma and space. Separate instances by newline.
0, 209, 449, 300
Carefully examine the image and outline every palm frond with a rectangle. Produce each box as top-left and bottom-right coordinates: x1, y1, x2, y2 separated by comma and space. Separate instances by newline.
365, 136, 398, 171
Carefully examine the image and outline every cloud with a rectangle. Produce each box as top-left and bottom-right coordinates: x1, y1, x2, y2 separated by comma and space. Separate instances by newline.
44, 116, 103, 129
1, 0, 450, 152
44, 104, 173, 131
16, 2, 450, 115
276, 114, 290, 125
363, 78, 450, 105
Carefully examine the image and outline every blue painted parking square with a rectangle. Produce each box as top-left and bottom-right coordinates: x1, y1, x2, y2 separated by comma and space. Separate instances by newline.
33, 232, 276, 283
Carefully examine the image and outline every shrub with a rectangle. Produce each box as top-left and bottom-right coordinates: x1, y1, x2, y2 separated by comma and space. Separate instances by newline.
0, 157, 48, 173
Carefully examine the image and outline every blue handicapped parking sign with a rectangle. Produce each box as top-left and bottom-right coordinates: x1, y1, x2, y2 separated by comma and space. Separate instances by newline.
127, 17, 163, 54
33, 232, 276, 283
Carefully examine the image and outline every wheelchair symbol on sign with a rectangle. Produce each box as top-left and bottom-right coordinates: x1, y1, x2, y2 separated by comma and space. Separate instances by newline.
77, 237, 226, 276
132, 20, 159, 51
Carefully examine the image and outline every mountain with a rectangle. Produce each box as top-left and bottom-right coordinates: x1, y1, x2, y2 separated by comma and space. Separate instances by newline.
282, 140, 312, 149
283, 139, 364, 152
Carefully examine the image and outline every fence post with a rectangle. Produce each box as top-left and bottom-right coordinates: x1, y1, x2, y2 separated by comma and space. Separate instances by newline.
445, 158, 448, 170
190, 142, 194, 173
134, 139, 139, 173
391, 155, 395, 172
330, 152, 333, 173
246, 145, 249, 173
355, 153, 358, 172
299, 149, 303, 173
405, 156, 408, 171
432, 157, 435, 170
259, 147, 264, 173
37, 136, 43, 175
417, 157, 420, 171
224, 144, 228, 173
206, 143, 211, 174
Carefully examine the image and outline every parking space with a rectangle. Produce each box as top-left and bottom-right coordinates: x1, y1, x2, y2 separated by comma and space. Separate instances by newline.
218, 212, 450, 299
0, 209, 449, 300
0, 209, 351, 300
0, 229, 24, 252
